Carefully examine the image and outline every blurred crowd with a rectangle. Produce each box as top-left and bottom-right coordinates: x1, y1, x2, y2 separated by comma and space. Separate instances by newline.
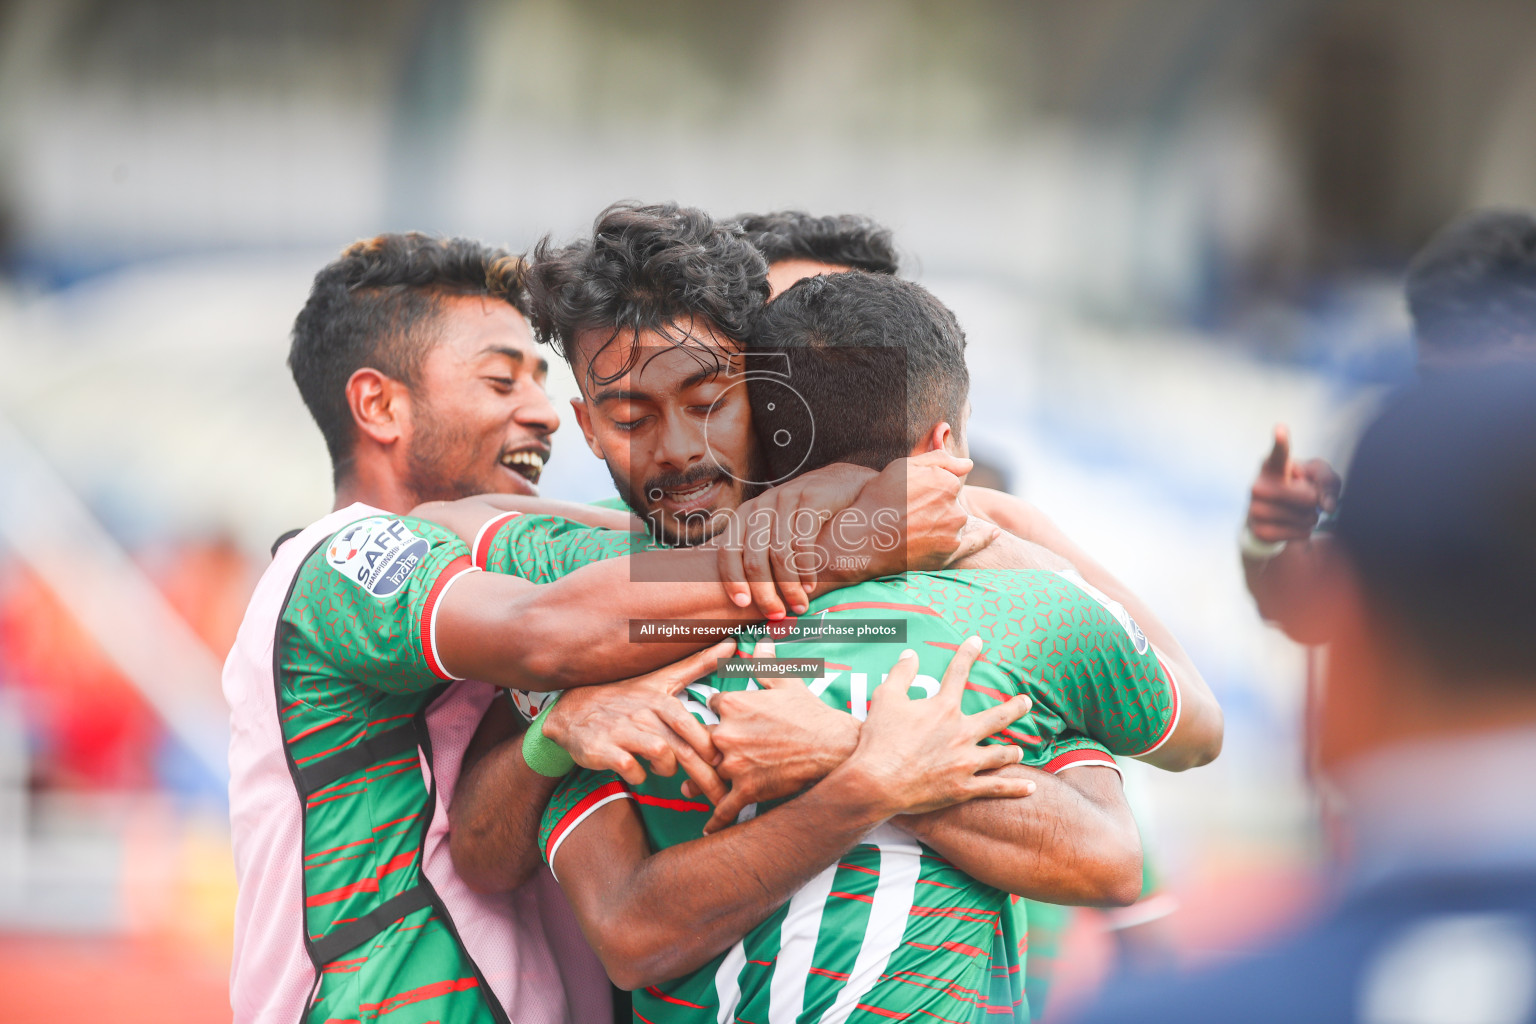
0, 538, 251, 792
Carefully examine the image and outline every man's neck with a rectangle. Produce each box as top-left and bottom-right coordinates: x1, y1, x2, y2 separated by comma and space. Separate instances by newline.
332, 474, 419, 516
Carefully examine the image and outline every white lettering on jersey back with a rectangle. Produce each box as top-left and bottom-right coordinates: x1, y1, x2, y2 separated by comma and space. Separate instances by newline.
847, 672, 941, 720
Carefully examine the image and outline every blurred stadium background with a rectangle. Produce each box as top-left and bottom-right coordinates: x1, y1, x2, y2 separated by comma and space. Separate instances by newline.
2, 1, 1535, 1020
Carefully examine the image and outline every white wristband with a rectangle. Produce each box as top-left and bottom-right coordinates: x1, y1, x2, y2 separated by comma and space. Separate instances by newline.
1239, 525, 1288, 561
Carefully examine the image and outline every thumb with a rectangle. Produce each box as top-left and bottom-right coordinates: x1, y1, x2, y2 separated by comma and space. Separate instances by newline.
951, 518, 1001, 563
660, 640, 737, 695
1261, 425, 1291, 479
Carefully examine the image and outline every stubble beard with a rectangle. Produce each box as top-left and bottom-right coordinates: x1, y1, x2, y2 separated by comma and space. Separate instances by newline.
609, 449, 769, 548
403, 401, 490, 505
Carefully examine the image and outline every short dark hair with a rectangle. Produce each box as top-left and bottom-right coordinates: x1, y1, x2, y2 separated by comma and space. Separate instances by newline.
1335, 364, 1536, 684
528, 202, 769, 386
289, 233, 528, 482
739, 211, 899, 275
749, 272, 968, 479
1406, 209, 1536, 359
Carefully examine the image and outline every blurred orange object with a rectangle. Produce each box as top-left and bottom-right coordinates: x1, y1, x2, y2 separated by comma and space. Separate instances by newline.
0, 934, 230, 1024
0, 566, 159, 790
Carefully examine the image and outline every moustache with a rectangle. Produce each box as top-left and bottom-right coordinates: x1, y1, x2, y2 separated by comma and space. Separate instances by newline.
644, 463, 732, 503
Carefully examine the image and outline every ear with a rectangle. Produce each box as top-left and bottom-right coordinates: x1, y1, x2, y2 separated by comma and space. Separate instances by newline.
570, 397, 605, 460
346, 368, 410, 446
910, 421, 953, 457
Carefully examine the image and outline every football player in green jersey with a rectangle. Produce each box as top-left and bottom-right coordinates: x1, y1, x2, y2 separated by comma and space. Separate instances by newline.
233, 232, 995, 1024
439, 204, 1188, 906
739, 213, 1189, 1018
520, 271, 1220, 1024
433, 211, 1221, 1021
724, 210, 1214, 723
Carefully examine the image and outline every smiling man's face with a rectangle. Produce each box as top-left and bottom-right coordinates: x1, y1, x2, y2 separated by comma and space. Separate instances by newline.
570, 322, 761, 546
402, 294, 560, 501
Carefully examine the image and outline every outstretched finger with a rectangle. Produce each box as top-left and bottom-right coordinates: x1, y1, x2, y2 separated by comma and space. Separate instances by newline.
1261, 425, 1291, 479
963, 774, 1038, 802
911, 445, 974, 479
718, 543, 753, 611
759, 672, 812, 692
937, 635, 985, 707
870, 649, 920, 709
672, 738, 727, 805
656, 700, 720, 766
747, 640, 804, 691
967, 693, 1034, 740
969, 742, 1026, 774
742, 533, 786, 621
744, 639, 799, 691
701, 786, 755, 836
770, 505, 813, 615
655, 640, 738, 696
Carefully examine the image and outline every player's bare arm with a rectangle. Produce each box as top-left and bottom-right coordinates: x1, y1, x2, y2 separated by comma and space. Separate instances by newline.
895, 763, 1142, 905
424, 474, 978, 690
699, 522, 1217, 818
449, 698, 555, 894
450, 643, 734, 894
548, 647, 1035, 991
416, 493, 638, 534
714, 450, 991, 613
700, 677, 1142, 904
441, 457, 996, 893
962, 484, 1223, 769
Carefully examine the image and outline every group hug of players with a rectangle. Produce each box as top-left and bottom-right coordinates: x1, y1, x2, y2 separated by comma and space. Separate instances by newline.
225, 204, 1226, 1024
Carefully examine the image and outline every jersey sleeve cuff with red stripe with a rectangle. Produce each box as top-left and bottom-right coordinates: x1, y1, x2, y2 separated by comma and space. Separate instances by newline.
420, 555, 481, 681
1134, 648, 1183, 756
470, 510, 523, 569
1043, 748, 1123, 776
543, 779, 634, 880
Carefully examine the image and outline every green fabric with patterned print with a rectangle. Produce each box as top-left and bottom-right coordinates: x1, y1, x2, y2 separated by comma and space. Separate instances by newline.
479, 513, 648, 581
537, 566, 1178, 1024
278, 510, 643, 1023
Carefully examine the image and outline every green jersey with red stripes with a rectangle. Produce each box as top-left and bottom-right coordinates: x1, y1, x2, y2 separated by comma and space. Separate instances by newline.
278, 511, 636, 1024
538, 567, 1181, 1024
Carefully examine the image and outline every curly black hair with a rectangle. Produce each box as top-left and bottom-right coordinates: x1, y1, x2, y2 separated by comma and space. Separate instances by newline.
289, 232, 528, 482
528, 202, 769, 388
1407, 209, 1536, 361
738, 210, 899, 276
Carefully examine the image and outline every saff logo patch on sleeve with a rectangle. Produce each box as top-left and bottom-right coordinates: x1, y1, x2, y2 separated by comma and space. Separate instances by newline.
327, 517, 431, 598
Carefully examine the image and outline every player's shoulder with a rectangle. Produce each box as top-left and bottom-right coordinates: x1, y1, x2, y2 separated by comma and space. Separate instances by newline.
297, 512, 466, 601
806, 574, 958, 624
880, 568, 1083, 616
